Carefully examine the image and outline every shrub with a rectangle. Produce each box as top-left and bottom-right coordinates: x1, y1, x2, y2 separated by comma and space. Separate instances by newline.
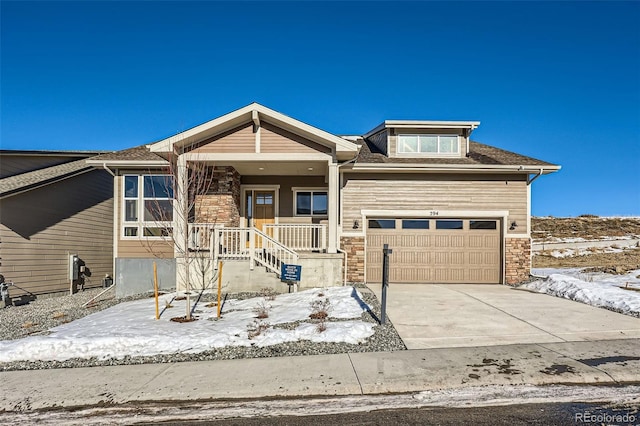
254, 301, 271, 319
247, 319, 270, 339
310, 297, 331, 333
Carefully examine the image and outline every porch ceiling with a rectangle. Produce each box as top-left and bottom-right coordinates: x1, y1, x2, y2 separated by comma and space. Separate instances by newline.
210, 160, 328, 176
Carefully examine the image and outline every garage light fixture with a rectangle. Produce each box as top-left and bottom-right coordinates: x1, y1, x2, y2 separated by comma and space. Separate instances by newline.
353, 220, 360, 229
510, 221, 518, 230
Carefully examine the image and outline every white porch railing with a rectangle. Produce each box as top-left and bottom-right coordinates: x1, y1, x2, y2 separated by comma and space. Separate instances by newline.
263, 224, 327, 252
188, 223, 219, 250
204, 226, 298, 276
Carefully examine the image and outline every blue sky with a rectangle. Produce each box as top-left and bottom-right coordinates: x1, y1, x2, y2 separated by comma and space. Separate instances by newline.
2, 1, 639, 216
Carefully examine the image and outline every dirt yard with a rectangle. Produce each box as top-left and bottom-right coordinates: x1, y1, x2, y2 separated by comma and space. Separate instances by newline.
532, 216, 640, 273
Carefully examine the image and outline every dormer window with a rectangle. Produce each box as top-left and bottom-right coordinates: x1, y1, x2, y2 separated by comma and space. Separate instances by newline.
397, 134, 460, 155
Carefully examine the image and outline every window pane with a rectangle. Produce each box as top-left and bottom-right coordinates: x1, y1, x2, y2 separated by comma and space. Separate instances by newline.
124, 176, 138, 198
144, 199, 173, 221
368, 219, 396, 229
144, 227, 171, 237
419, 136, 438, 153
312, 192, 328, 215
399, 135, 418, 153
436, 220, 463, 230
256, 192, 273, 205
402, 219, 429, 229
470, 220, 497, 230
439, 136, 458, 153
245, 192, 252, 219
144, 175, 173, 198
124, 200, 138, 221
296, 192, 311, 215
124, 227, 138, 236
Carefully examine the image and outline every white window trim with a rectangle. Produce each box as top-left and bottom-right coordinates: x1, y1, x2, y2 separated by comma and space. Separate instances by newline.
121, 174, 173, 239
397, 134, 460, 157
292, 187, 329, 217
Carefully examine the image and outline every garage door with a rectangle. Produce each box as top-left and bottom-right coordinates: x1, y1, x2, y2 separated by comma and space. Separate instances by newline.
366, 218, 501, 284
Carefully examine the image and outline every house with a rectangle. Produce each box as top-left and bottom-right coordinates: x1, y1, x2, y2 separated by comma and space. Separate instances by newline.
0, 150, 114, 299
87, 103, 560, 297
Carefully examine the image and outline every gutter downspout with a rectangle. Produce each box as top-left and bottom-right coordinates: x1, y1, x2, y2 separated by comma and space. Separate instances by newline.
101, 163, 116, 176
527, 168, 544, 185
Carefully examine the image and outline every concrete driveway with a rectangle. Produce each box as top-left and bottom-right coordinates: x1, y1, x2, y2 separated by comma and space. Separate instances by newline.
365, 284, 640, 349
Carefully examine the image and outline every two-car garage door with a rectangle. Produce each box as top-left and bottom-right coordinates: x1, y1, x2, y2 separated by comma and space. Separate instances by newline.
366, 218, 502, 284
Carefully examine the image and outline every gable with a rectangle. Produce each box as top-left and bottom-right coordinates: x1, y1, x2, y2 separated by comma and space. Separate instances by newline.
148, 103, 358, 160
189, 120, 332, 155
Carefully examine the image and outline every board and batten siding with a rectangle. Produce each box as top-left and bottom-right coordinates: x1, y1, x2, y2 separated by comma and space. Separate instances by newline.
388, 128, 468, 158
341, 173, 528, 235
0, 170, 114, 296
115, 174, 173, 258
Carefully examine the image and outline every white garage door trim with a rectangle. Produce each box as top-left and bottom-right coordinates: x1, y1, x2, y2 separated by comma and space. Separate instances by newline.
362, 209, 508, 284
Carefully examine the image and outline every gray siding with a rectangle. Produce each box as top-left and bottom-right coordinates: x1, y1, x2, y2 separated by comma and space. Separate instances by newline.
0, 155, 76, 178
341, 173, 528, 235
366, 130, 388, 155
0, 170, 114, 296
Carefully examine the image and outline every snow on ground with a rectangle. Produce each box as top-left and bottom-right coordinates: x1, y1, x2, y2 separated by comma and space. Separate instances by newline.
546, 246, 626, 258
525, 268, 640, 317
0, 287, 375, 363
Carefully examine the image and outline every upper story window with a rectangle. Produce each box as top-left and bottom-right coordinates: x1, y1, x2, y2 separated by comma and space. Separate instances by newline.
293, 188, 328, 216
123, 174, 174, 238
397, 134, 460, 155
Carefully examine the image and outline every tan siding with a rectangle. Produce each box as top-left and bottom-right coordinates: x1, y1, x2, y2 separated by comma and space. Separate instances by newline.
341, 173, 528, 235
192, 123, 255, 153
260, 122, 332, 154
0, 155, 77, 178
0, 170, 114, 296
114, 175, 173, 258
389, 128, 466, 158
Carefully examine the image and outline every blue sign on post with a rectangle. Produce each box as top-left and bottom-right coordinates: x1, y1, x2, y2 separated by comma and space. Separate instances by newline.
281, 263, 302, 282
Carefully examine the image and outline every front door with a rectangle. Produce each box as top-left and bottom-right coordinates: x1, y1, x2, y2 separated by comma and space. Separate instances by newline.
252, 191, 275, 232
245, 190, 276, 247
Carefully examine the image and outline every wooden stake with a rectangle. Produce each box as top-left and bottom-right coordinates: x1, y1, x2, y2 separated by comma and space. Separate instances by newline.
217, 260, 223, 318
154, 262, 159, 320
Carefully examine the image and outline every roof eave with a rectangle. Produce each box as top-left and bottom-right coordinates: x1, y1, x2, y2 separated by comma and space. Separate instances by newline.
348, 163, 561, 173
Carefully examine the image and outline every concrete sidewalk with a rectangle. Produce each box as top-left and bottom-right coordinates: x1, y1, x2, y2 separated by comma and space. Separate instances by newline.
1, 338, 639, 412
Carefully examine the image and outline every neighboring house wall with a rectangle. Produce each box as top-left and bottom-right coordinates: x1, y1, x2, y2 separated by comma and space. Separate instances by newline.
341, 173, 528, 235
0, 170, 113, 296
0, 154, 78, 178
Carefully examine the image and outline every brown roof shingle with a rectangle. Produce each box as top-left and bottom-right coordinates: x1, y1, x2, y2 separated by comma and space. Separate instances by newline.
0, 159, 92, 198
88, 145, 165, 162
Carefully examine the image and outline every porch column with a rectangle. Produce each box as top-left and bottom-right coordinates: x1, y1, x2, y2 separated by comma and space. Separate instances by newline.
328, 161, 338, 254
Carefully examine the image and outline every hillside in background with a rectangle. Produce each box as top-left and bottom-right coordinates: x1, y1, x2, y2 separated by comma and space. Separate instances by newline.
532, 216, 640, 273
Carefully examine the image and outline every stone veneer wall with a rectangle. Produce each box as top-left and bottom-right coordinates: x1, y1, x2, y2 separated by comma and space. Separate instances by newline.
505, 237, 531, 285
341, 236, 365, 284
194, 166, 241, 226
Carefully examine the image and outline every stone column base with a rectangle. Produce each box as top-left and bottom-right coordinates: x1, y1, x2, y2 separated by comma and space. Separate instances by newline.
505, 237, 531, 285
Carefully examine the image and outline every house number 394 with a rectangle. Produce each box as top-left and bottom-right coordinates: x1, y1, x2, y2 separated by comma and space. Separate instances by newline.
429, 211, 439, 216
